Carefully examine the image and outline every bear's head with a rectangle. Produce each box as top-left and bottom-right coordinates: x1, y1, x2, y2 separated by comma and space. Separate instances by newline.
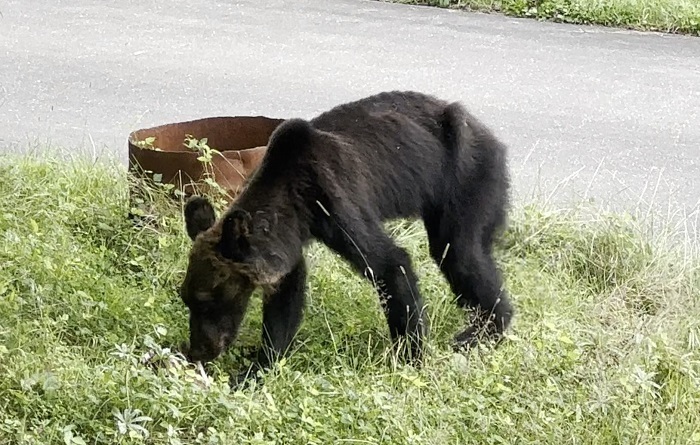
180, 195, 298, 363
178, 196, 254, 362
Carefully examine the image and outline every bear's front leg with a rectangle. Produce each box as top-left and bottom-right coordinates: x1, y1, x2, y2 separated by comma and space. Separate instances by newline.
230, 259, 308, 387
315, 215, 427, 365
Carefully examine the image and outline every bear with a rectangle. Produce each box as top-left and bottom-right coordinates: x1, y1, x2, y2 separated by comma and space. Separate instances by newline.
179, 90, 514, 383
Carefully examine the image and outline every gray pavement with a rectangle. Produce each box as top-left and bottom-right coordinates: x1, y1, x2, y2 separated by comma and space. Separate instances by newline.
1, 0, 699, 226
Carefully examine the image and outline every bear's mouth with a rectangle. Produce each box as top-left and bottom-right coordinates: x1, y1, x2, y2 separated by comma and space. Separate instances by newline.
182, 332, 234, 364
181, 341, 215, 363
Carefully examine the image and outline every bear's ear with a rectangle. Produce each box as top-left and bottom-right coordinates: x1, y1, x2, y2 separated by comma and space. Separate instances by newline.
184, 196, 217, 241
218, 209, 252, 260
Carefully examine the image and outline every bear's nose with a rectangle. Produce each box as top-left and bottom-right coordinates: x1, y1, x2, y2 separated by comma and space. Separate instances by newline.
185, 343, 218, 363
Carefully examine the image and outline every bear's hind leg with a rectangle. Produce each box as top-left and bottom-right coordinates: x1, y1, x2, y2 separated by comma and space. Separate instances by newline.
424, 211, 513, 350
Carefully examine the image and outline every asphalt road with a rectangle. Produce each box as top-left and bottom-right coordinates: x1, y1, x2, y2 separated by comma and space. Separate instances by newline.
1, 0, 699, 223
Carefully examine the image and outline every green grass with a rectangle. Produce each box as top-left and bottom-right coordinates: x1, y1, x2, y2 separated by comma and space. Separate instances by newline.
389, 0, 700, 36
1, 151, 699, 444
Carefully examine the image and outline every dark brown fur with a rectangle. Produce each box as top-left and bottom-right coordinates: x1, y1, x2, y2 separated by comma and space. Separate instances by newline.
181, 90, 513, 383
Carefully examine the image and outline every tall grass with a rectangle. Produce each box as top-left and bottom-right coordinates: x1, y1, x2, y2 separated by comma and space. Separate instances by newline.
0, 152, 698, 444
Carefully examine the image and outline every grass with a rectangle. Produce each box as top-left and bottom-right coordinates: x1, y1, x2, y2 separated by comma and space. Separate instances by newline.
388, 0, 700, 36
0, 151, 699, 444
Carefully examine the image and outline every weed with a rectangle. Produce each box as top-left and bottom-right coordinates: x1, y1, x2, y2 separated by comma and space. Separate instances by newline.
389, 0, 700, 36
133, 137, 159, 151
182, 134, 231, 211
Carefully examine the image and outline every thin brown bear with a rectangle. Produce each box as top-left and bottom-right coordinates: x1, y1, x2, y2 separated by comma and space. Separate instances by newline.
179, 90, 514, 384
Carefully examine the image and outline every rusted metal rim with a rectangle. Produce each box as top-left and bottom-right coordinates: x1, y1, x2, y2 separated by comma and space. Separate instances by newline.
127, 115, 285, 199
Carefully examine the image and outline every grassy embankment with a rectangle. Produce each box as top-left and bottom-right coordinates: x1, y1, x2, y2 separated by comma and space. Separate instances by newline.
0, 151, 698, 444
390, 0, 700, 36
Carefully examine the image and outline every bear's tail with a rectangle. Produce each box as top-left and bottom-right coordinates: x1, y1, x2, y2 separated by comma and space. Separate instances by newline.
439, 101, 502, 156
439, 100, 510, 194
439, 101, 473, 154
